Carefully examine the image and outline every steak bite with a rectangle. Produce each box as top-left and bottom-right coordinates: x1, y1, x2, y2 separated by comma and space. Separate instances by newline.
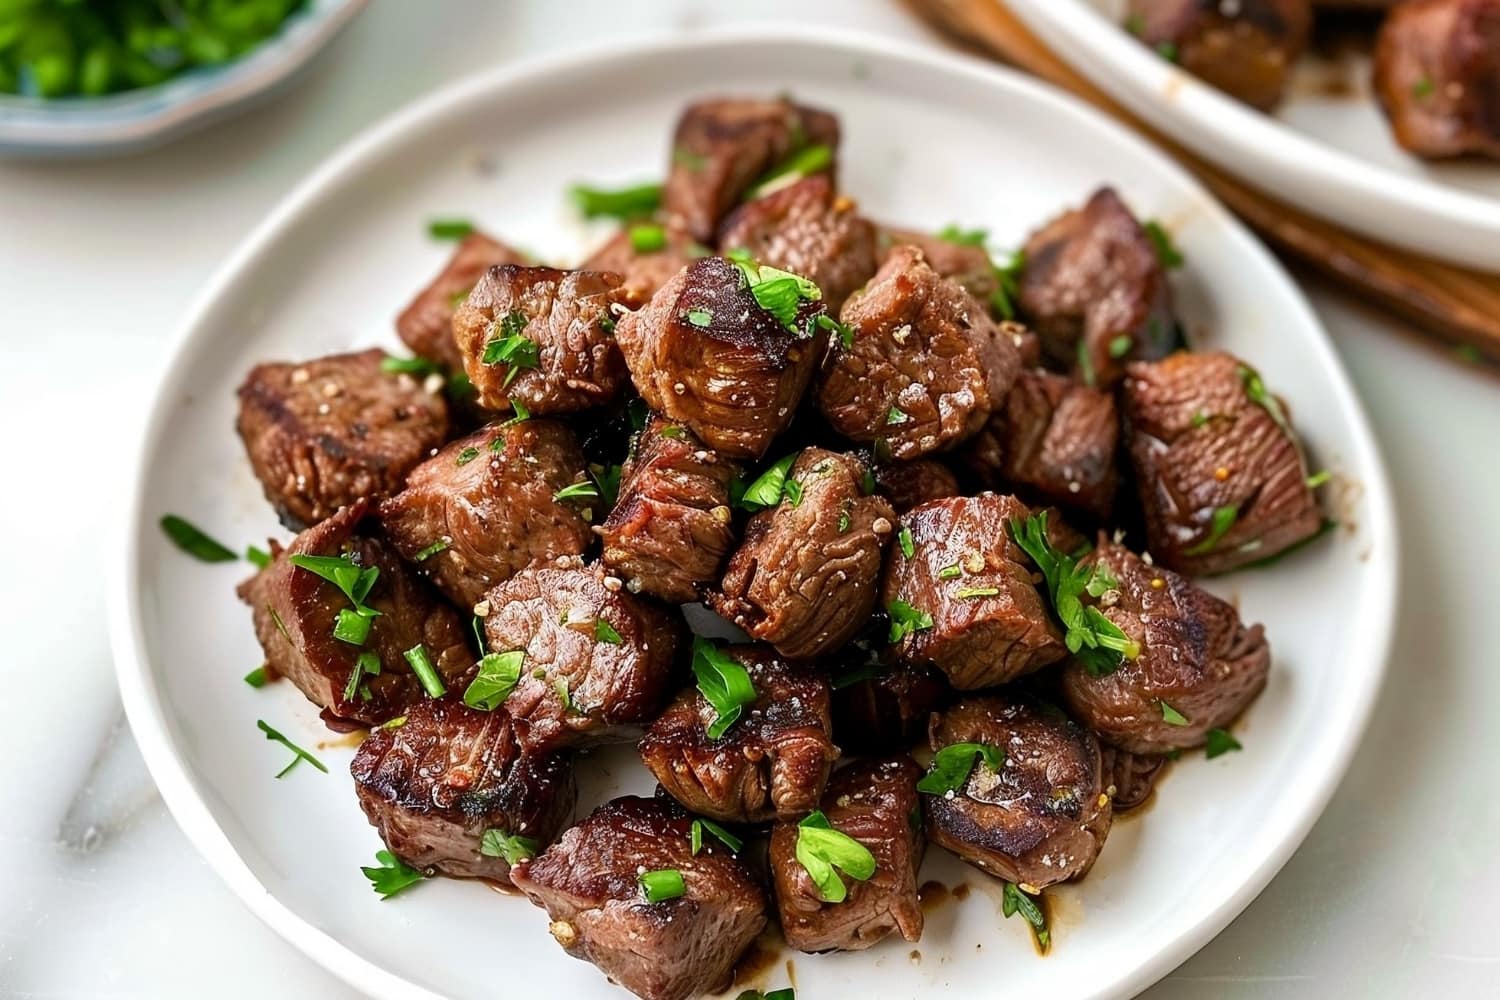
614, 255, 826, 459
1101, 745, 1168, 812
482, 565, 683, 751
236, 349, 449, 529
663, 96, 840, 242
878, 226, 999, 305
710, 449, 896, 659
396, 231, 528, 370
818, 245, 1020, 460
830, 658, 949, 756
1059, 537, 1271, 754
1121, 351, 1322, 575
639, 644, 838, 822
511, 795, 767, 1000
1374, 0, 1500, 161
923, 695, 1111, 888
881, 494, 1065, 689
873, 458, 961, 514
1125, 0, 1312, 111
378, 420, 592, 610
452, 264, 629, 415
1018, 187, 1176, 387
770, 756, 926, 953
717, 175, 879, 313
237, 499, 472, 727
962, 368, 1120, 522
580, 223, 707, 308
599, 415, 739, 604
350, 698, 575, 884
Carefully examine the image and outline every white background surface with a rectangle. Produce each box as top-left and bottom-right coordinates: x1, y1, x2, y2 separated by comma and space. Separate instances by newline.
1, 2, 1496, 997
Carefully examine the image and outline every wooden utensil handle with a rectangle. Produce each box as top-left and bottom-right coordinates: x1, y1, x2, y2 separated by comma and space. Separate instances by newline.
907, 0, 1500, 364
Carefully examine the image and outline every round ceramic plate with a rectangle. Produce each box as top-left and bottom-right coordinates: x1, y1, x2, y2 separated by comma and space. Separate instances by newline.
110, 27, 1398, 1000
1008, 0, 1500, 270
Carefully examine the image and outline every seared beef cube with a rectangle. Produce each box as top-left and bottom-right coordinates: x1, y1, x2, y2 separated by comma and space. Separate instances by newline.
615, 256, 825, 459
878, 226, 999, 305
818, 245, 1020, 460
770, 756, 925, 953
1059, 537, 1270, 753
512, 795, 766, 1000
639, 646, 838, 822
1374, 0, 1500, 161
1018, 187, 1175, 387
378, 420, 592, 610
1100, 745, 1168, 812
881, 494, 1065, 689
237, 499, 472, 727
664, 96, 840, 242
350, 699, 574, 884
873, 458, 961, 514
599, 416, 739, 603
1122, 351, 1322, 574
452, 265, 628, 415
717, 175, 879, 313
236, 349, 449, 529
923, 695, 1111, 888
831, 659, 949, 755
1126, 0, 1312, 111
482, 565, 683, 751
710, 449, 895, 659
962, 368, 1120, 521
580, 223, 708, 308
396, 231, 528, 370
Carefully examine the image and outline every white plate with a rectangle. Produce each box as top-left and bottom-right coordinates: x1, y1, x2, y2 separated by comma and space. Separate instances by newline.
1008, 0, 1500, 270
110, 27, 1398, 1000
0, 0, 365, 158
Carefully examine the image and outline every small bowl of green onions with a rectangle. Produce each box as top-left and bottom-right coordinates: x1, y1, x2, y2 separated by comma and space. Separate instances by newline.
0, 0, 365, 156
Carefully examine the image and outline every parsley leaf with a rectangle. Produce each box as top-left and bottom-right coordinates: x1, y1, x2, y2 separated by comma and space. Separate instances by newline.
594, 619, 623, 645
816, 312, 855, 349
795, 810, 877, 903
729, 252, 823, 332
737, 452, 800, 511
480, 828, 540, 864
917, 743, 1004, 795
691, 637, 757, 740
362, 850, 426, 899
463, 650, 524, 711
256, 720, 327, 779
1160, 700, 1190, 726
1205, 727, 1242, 758
287, 553, 381, 617
1143, 219, 1184, 269
244, 666, 269, 688
1009, 512, 1139, 676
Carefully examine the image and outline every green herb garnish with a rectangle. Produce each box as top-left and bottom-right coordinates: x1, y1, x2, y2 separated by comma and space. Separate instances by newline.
629, 223, 667, 253
464, 650, 524, 711
403, 644, 446, 699
1305, 470, 1331, 489
737, 452, 800, 511
333, 608, 373, 646
1412, 76, 1435, 100
692, 637, 757, 740
916, 743, 1004, 795
503, 398, 531, 426
729, 252, 823, 332
1160, 701, 1190, 726
381, 354, 443, 376
160, 515, 237, 563
746, 142, 833, 198
413, 538, 450, 562
1002, 882, 1050, 950
362, 850, 425, 899
1108, 334, 1133, 359
887, 599, 934, 643
288, 553, 381, 619
691, 817, 744, 855
1205, 727, 1242, 758
246, 545, 272, 569
428, 219, 474, 240
898, 526, 915, 560
342, 650, 381, 702
795, 810, 876, 904
1183, 504, 1239, 556
244, 666, 269, 689
481, 325, 539, 386
256, 720, 327, 779
456, 446, 480, 467
935, 224, 988, 246
554, 480, 601, 503
1143, 219, 1183, 269
816, 313, 855, 349
480, 828, 540, 864
1009, 512, 1139, 676
686, 307, 713, 327
569, 182, 663, 220
886, 406, 910, 426
938, 564, 961, 580
955, 586, 1000, 599
990, 248, 1025, 320
594, 619, 623, 645
639, 868, 687, 902
1156, 40, 1179, 63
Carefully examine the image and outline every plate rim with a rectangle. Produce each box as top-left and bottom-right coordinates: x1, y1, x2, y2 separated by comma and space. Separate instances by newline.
108, 24, 1401, 1000
1007, 0, 1500, 271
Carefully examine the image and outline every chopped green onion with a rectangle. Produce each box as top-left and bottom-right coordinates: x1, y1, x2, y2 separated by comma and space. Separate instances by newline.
917, 743, 1004, 795
1143, 219, 1184, 269
935, 224, 988, 246
639, 868, 687, 902
287, 554, 380, 614
886, 407, 910, 425
692, 637, 757, 740
816, 313, 855, 350
160, 515, 237, 563
938, 564, 961, 580
503, 398, 532, 426
747, 143, 833, 198
343, 651, 381, 702
381, 354, 443, 376
691, 817, 744, 855
333, 608, 373, 646
413, 538, 450, 562
1108, 335, 1133, 359
686, 307, 713, 328
428, 219, 474, 240
1160, 701, 1190, 726
244, 666, 269, 689
794, 810, 876, 903
887, 599, 933, 643
594, 619, 623, 645
1184, 505, 1239, 556
256, 720, 327, 779
1412, 76, 1435, 99
456, 446, 480, 467
569, 182, 663, 220
628, 223, 667, 253
404, 645, 446, 699
1205, 727, 1242, 758
898, 527, 915, 560
246, 545, 272, 569
1002, 882, 1050, 950
737, 452, 800, 511
955, 586, 1000, 599
464, 650, 524, 711
555, 480, 601, 502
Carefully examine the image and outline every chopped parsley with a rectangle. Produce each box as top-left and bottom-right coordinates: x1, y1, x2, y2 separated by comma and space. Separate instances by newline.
591, 462, 624, 508
455, 446, 480, 467
1183, 504, 1239, 556
288, 553, 380, 617
480, 323, 539, 387
1002, 882, 1050, 951
1143, 219, 1184, 269
816, 312, 855, 349
1009, 512, 1139, 677
1239, 363, 1292, 434
886, 406, 910, 426
935, 224, 988, 246
795, 810, 877, 904
594, 619, 623, 645
658, 424, 685, 439
916, 743, 1004, 795
403, 644, 446, 699
692, 637, 757, 740
256, 720, 327, 779
1160, 700, 1190, 726
568, 181, 663, 220
729, 251, 823, 332
243, 666, 269, 688
746, 142, 833, 199
427, 218, 474, 240
830, 660, 884, 690
887, 599, 934, 643
629, 223, 667, 253
639, 868, 687, 902
381, 354, 443, 376
362, 850, 426, 899
480, 828, 540, 864
245, 545, 272, 569
463, 650, 524, 711
990, 248, 1025, 320
737, 990, 795, 1000
837, 507, 851, 533
159, 515, 237, 563
690, 817, 743, 855
737, 452, 800, 511
1205, 727, 1242, 758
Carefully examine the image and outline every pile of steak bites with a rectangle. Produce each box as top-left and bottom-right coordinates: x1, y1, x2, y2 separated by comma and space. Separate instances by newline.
234, 96, 1328, 1000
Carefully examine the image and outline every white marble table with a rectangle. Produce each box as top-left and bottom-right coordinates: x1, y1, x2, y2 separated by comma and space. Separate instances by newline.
2, 2, 1497, 996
